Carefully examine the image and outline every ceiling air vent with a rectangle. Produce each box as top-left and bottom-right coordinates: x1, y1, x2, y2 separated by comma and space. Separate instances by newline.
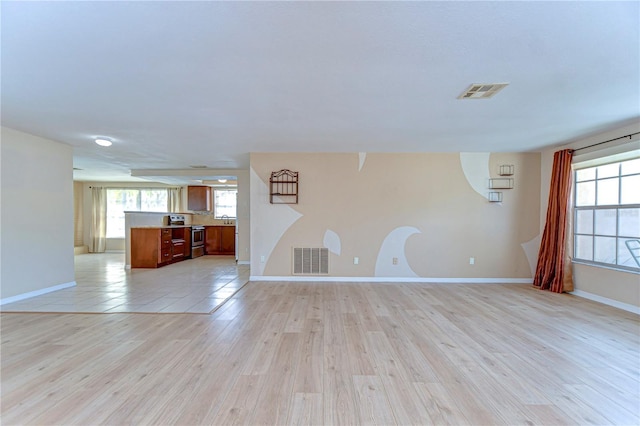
458, 83, 508, 99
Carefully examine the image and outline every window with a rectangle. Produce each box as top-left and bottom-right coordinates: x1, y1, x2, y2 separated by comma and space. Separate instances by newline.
214, 189, 237, 219
573, 158, 640, 272
106, 189, 168, 238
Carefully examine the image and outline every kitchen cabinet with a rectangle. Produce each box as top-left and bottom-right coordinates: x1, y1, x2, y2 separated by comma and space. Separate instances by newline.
131, 227, 191, 268
188, 186, 212, 211
169, 228, 191, 261
205, 226, 235, 255
220, 226, 235, 254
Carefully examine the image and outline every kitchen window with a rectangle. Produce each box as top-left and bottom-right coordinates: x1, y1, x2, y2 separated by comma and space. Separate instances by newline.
214, 189, 237, 219
573, 158, 640, 272
106, 189, 168, 238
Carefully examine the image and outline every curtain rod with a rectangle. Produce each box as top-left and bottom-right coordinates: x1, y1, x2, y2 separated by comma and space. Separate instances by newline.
572, 131, 640, 153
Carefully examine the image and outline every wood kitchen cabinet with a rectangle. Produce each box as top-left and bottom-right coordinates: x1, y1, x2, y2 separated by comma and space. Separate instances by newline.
205, 226, 235, 255
170, 228, 191, 261
187, 186, 212, 211
131, 227, 191, 268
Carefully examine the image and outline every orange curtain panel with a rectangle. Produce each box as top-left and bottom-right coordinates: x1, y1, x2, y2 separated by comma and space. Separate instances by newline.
534, 149, 574, 293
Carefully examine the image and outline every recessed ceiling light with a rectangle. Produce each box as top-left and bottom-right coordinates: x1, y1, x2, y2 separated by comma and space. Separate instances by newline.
458, 83, 509, 99
95, 138, 112, 147
218, 179, 228, 183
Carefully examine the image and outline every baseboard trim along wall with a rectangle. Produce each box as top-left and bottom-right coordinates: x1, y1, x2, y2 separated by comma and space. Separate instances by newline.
249, 276, 533, 284
0, 281, 77, 306
74, 245, 89, 255
570, 289, 640, 315
237, 261, 250, 265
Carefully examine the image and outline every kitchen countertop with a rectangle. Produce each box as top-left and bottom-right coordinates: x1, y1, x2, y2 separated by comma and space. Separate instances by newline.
131, 224, 235, 229
131, 225, 192, 229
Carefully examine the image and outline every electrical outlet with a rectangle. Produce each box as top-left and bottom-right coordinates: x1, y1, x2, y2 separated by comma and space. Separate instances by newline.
260, 255, 265, 263
469, 257, 475, 265
354, 257, 359, 265
392, 257, 398, 265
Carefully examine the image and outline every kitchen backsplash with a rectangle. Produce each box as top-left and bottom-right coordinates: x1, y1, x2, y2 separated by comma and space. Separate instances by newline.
189, 214, 236, 226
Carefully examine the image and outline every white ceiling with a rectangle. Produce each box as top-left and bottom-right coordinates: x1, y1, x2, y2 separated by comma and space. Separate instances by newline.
2, 1, 639, 183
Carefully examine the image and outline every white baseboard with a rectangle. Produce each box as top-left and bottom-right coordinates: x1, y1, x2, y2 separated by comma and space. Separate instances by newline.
570, 289, 640, 315
237, 261, 250, 265
0, 281, 77, 306
74, 246, 89, 255
249, 276, 533, 284
125, 264, 131, 270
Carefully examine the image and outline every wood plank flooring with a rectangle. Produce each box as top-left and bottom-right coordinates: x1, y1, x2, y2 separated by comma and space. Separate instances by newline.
1, 281, 639, 425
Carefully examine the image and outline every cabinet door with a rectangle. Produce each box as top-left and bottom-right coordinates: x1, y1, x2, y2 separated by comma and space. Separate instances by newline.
205, 226, 222, 254
221, 226, 235, 254
184, 232, 192, 257
131, 228, 162, 268
188, 186, 212, 211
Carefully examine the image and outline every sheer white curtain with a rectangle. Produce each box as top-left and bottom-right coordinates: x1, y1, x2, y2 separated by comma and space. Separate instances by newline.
168, 187, 183, 212
89, 187, 107, 253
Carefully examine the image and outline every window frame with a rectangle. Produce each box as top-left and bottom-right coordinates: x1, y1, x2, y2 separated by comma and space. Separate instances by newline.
213, 188, 237, 219
572, 159, 640, 273
106, 188, 169, 238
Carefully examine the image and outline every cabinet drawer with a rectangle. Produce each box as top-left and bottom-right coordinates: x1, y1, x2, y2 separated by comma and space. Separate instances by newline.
161, 229, 172, 240
160, 249, 171, 262
172, 241, 185, 258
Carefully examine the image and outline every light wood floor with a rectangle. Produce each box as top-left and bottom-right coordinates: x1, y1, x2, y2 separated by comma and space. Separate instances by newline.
1, 281, 639, 425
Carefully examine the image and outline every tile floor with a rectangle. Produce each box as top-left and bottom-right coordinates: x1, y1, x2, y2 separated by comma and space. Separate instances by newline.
1, 253, 250, 314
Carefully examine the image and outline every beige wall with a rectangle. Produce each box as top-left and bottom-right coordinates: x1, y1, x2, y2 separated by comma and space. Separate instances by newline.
1, 127, 75, 300
250, 152, 540, 279
539, 120, 640, 309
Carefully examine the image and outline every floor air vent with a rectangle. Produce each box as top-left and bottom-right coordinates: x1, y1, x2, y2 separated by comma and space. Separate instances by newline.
293, 247, 329, 275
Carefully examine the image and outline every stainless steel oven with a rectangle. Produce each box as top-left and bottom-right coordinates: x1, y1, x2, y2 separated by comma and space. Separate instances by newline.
191, 225, 205, 258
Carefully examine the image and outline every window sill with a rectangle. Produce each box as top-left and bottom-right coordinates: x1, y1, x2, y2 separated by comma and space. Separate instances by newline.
572, 259, 640, 275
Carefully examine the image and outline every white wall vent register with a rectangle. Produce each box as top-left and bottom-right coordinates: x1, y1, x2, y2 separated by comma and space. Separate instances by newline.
293, 247, 329, 275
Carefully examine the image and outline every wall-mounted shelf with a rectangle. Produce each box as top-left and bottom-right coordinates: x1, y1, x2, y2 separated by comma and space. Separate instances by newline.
487, 165, 514, 202
489, 178, 514, 189
270, 169, 299, 204
499, 165, 514, 176
488, 192, 503, 203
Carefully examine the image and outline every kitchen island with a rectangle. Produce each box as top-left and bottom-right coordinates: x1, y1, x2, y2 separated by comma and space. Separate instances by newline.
130, 226, 191, 268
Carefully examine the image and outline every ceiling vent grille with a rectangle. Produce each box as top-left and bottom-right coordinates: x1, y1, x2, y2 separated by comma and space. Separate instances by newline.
293, 247, 329, 275
458, 83, 508, 99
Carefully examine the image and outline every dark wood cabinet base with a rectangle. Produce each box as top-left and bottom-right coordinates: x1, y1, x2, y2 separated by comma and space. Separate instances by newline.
131, 227, 191, 268
205, 226, 236, 255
